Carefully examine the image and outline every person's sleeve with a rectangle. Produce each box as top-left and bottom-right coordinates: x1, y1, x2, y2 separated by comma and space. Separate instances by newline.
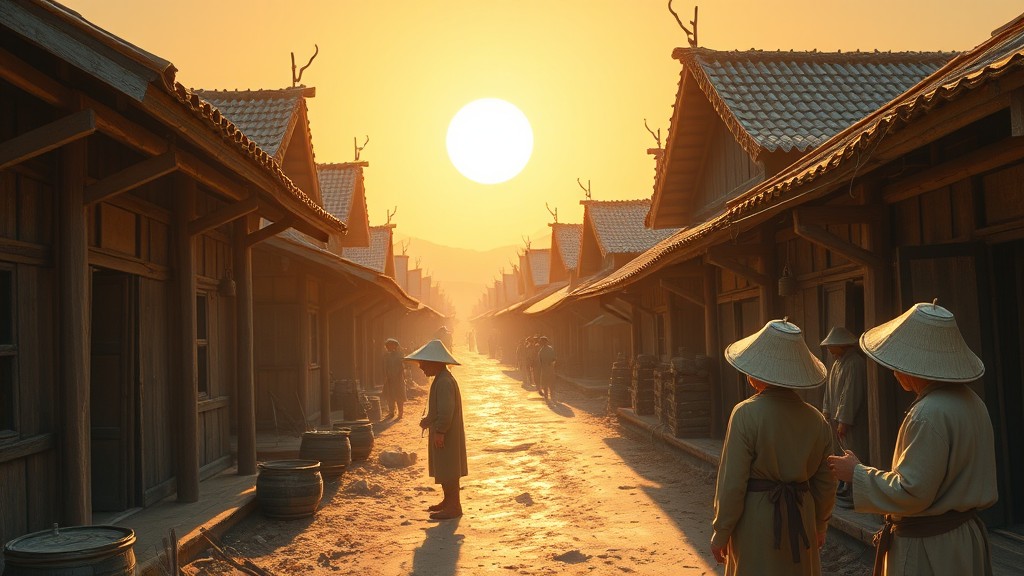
809, 417, 838, 535
432, 377, 456, 434
836, 359, 866, 426
711, 405, 753, 548
852, 415, 948, 515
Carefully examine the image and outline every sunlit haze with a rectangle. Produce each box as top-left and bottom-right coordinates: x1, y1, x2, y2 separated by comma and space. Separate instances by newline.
58, 0, 1022, 251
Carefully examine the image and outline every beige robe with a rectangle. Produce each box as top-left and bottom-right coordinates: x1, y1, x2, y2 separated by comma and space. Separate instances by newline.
852, 383, 998, 575
822, 352, 868, 460
423, 368, 468, 484
712, 387, 837, 576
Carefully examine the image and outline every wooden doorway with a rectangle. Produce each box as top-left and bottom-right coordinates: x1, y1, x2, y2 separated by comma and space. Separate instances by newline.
90, 270, 139, 512
991, 240, 1024, 532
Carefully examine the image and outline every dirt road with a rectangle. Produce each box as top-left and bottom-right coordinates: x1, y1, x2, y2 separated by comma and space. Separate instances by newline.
186, 349, 871, 575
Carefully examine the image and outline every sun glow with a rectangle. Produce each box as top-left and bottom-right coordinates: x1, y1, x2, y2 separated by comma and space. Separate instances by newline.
446, 98, 533, 185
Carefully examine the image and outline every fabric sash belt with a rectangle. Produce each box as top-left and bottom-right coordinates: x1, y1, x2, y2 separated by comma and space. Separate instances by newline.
871, 508, 986, 576
747, 478, 811, 563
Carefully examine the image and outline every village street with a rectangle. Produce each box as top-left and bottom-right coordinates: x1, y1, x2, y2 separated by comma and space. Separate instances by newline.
185, 348, 872, 576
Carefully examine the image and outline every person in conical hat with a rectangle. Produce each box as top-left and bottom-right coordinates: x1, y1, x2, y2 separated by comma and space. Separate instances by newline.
828, 302, 997, 576
407, 339, 466, 520
819, 326, 868, 506
712, 319, 836, 576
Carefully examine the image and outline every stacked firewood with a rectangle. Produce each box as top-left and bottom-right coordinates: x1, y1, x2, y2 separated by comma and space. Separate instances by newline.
630, 354, 658, 415
661, 352, 712, 437
607, 355, 632, 411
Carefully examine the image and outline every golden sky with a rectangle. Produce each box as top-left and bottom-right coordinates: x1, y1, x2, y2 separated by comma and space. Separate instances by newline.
60, 0, 1022, 251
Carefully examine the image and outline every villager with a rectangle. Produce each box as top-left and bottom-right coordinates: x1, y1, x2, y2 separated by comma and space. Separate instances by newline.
711, 319, 836, 575
382, 338, 406, 420
516, 336, 532, 385
827, 302, 998, 576
408, 339, 468, 520
536, 336, 557, 400
819, 325, 868, 506
527, 335, 542, 393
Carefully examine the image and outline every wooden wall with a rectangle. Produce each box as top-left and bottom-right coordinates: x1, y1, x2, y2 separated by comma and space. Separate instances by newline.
692, 122, 761, 221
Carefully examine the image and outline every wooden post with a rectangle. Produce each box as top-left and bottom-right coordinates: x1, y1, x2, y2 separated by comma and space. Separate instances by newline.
319, 303, 332, 427
297, 271, 310, 431
759, 227, 778, 323
59, 139, 91, 524
863, 192, 895, 468
174, 176, 199, 502
703, 263, 723, 437
234, 217, 257, 475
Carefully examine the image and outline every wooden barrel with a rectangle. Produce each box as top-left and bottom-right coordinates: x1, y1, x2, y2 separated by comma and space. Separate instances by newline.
256, 460, 324, 519
364, 395, 382, 422
3, 525, 136, 575
299, 430, 352, 480
333, 420, 375, 461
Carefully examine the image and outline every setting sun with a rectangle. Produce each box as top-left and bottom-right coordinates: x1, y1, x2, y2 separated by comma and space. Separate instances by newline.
446, 98, 533, 185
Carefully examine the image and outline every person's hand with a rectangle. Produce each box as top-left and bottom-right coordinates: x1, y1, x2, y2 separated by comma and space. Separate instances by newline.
827, 449, 860, 483
817, 531, 827, 549
711, 544, 727, 564
433, 432, 446, 449
419, 417, 429, 430
837, 422, 849, 439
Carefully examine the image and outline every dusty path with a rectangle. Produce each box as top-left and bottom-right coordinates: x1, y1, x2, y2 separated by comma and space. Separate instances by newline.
186, 349, 871, 575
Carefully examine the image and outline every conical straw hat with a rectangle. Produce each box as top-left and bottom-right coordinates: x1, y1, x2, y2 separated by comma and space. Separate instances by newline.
725, 319, 826, 389
859, 302, 984, 382
404, 339, 460, 365
820, 326, 858, 347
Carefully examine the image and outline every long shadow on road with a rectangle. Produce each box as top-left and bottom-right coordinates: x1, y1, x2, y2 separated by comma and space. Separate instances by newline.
410, 518, 464, 576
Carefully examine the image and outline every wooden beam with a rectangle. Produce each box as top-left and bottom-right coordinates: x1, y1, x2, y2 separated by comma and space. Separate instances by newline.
881, 135, 1024, 204
244, 218, 294, 247
660, 278, 704, 307
1011, 88, 1024, 137
233, 217, 257, 476
174, 175, 200, 502
0, 109, 95, 171
706, 245, 772, 287
0, 46, 76, 108
187, 197, 259, 237
84, 151, 179, 205
793, 211, 886, 269
319, 303, 332, 427
791, 205, 884, 226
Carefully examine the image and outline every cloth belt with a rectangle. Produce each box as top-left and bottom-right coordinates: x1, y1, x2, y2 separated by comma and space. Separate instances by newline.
871, 508, 989, 576
747, 478, 811, 563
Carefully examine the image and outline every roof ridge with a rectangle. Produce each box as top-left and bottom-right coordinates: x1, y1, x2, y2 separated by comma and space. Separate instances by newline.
673, 47, 959, 63
580, 198, 651, 206
192, 86, 316, 99
317, 161, 368, 169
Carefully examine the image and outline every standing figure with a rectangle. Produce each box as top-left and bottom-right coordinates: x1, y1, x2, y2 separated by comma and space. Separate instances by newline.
537, 336, 557, 400
711, 319, 836, 575
382, 338, 406, 420
828, 302, 998, 576
819, 326, 868, 505
409, 339, 468, 521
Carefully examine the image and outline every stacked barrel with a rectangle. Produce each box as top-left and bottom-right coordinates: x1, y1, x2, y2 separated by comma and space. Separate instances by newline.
661, 352, 712, 437
630, 354, 658, 415
608, 355, 631, 410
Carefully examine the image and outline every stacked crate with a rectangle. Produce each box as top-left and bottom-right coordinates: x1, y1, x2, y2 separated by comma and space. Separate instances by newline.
630, 354, 658, 415
662, 352, 712, 437
653, 362, 673, 425
608, 355, 632, 411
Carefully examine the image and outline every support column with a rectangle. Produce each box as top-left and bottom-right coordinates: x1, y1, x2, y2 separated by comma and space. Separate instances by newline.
234, 217, 257, 475
59, 139, 90, 524
703, 263, 723, 437
319, 304, 332, 427
174, 176, 199, 501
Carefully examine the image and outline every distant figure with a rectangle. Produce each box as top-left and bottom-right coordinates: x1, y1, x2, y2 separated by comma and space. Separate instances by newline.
819, 326, 867, 506
537, 336, 557, 400
712, 319, 836, 575
434, 325, 454, 351
828, 302, 997, 576
516, 336, 533, 385
527, 335, 542, 390
382, 338, 406, 420
409, 339, 468, 521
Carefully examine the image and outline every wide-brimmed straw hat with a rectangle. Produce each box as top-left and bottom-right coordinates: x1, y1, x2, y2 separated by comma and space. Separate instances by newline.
725, 319, 827, 389
820, 326, 858, 347
404, 339, 460, 365
385, 337, 399, 346
859, 302, 984, 382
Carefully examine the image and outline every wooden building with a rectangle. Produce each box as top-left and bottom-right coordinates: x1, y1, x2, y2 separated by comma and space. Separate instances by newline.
0, 0, 349, 543
573, 21, 1024, 532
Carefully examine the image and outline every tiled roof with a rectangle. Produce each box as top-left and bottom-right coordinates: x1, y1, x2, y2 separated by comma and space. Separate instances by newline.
317, 163, 360, 221
551, 223, 582, 269
342, 225, 392, 273
584, 199, 679, 255
192, 87, 312, 159
676, 48, 954, 157
527, 249, 551, 286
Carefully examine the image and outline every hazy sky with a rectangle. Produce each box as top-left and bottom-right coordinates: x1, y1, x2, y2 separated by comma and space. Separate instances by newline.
61, 1, 1022, 250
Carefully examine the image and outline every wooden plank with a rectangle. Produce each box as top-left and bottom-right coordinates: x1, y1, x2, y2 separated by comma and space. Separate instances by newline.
0, 433, 55, 464
0, 460, 28, 544
245, 218, 294, 247
1011, 88, 1024, 137
84, 151, 179, 206
188, 197, 259, 237
0, 110, 96, 171
174, 175, 200, 502
660, 278, 704, 307
0, 237, 50, 266
793, 209, 886, 270
234, 218, 257, 475
706, 249, 771, 287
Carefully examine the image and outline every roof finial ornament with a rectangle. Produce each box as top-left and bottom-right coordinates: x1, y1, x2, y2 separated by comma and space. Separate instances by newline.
522, 235, 532, 251
386, 206, 397, 225
578, 178, 592, 200
354, 135, 369, 161
400, 239, 410, 256
644, 118, 662, 149
545, 202, 559, 223
667, 2, 698, 48
291, 45, 319, 87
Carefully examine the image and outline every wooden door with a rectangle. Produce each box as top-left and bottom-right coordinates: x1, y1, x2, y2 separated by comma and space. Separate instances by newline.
897, 243, 1006, 527
90, 271, 137, 512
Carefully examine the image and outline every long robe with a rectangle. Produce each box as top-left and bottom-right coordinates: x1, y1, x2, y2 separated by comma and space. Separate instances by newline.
423, 368, 468, 484
712, 387, 837, 576
822, 351, 868, 460
852, 383, 998, 575
382, 350, 406, 408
